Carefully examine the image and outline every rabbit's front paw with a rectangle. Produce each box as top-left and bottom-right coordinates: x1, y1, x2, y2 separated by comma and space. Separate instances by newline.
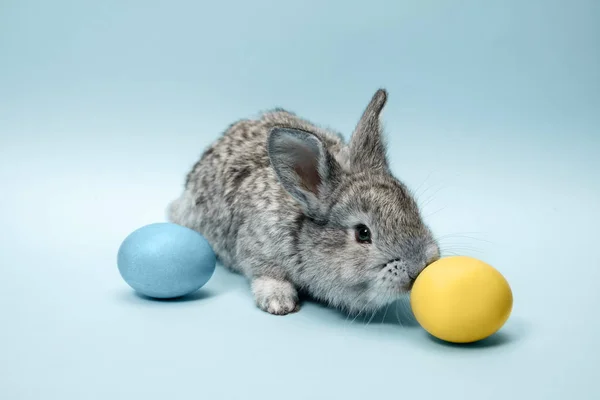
251, 276, 299, 315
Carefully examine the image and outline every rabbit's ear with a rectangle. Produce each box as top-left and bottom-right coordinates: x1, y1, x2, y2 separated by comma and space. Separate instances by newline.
349, 89, 389, 173
268, 128, 341, 221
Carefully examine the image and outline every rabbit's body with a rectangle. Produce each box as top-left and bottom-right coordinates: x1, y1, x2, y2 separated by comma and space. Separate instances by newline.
169, 90, 440, 315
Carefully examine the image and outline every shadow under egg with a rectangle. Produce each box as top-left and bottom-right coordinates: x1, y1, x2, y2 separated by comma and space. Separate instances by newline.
120, 288, 216, 303
425, 330, 515, 348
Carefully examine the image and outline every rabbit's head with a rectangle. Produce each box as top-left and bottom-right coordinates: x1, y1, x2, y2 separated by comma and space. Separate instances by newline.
268, 89, 440, 314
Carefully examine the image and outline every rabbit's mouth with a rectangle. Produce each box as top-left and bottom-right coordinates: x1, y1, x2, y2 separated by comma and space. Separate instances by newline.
396, 281, 414, 295
377, 278, 414, 300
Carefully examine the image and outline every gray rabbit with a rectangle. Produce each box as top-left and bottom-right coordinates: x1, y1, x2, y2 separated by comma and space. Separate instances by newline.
168, 89, 440, 315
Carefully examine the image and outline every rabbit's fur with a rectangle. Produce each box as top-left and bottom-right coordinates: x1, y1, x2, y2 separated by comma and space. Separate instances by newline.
168, 89, 440, 315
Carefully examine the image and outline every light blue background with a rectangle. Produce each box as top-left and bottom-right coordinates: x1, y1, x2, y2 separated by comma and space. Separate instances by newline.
1, 1, 599, 399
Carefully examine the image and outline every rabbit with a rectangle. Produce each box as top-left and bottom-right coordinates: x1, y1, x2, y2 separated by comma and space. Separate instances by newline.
167, 89, 440, 316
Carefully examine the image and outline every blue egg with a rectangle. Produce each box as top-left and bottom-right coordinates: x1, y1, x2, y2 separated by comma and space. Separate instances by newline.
117, 222, 216, 299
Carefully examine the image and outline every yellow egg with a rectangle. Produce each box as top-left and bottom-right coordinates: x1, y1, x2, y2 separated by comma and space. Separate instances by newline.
410, 256, 513, 343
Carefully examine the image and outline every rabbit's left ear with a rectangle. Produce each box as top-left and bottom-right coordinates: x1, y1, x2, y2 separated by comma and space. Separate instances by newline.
349, 89, 389, 173
268, 128, 342, 221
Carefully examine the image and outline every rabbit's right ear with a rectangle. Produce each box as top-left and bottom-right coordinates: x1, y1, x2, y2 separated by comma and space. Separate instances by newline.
349, 89, 389, 173
268, 128, 341, 222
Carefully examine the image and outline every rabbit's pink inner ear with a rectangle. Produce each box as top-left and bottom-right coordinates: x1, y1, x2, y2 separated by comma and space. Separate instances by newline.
292, 148, 321, 195
294, 166, 321, 195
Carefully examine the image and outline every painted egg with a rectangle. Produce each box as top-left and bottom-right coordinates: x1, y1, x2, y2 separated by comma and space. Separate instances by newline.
117, 223, 216, 299
410, 256, 513, 343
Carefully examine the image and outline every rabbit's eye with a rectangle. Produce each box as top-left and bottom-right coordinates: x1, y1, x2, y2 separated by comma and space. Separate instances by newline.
355, 225, 372, 244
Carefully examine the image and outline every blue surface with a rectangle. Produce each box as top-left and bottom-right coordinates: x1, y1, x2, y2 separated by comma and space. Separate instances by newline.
117, 223, 216, 298
1, 1, 599, 399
